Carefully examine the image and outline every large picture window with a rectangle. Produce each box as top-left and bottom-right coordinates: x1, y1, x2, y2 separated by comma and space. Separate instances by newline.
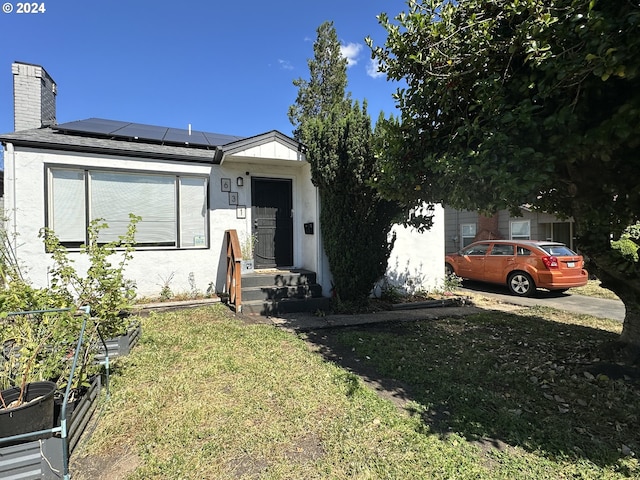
48, 167, 208, 248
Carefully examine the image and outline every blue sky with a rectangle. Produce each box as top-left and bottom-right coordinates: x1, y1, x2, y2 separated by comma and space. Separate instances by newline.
0, 0, 407, 150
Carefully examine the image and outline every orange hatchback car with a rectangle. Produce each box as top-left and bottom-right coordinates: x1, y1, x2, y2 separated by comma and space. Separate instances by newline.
445, 240, 588, 297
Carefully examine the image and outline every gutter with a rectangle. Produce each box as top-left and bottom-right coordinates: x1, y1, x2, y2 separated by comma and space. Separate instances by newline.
4, 142, 17, 244
213, 147, 224, 164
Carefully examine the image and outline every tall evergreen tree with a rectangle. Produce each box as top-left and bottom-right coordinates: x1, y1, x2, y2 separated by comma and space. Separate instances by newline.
288, 22, 349, 136
289, 21, 402, 306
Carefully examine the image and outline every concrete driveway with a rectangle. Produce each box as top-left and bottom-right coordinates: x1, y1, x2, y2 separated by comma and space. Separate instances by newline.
458, 282, 625, 322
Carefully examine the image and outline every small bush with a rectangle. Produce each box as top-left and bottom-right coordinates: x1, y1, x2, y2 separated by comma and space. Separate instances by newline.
612, 237, 639, 262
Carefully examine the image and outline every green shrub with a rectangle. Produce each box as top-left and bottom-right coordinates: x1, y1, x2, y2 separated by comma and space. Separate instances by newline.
611, 224, 639, 263
1, 215, 139, 395
40, 215, 139, 338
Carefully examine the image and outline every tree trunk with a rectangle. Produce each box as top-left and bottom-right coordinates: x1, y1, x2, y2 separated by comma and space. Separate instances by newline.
586, 250, 640, 360
619, 305, 640, 349
571, 198, 640, 358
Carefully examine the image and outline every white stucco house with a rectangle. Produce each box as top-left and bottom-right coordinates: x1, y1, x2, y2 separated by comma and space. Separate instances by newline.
0, 62, 444, 313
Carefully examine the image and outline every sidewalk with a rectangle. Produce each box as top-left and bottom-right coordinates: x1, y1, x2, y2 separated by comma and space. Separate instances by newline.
262, 287, 626, 332
458, 286, 625, 322
267, 299, 485, 332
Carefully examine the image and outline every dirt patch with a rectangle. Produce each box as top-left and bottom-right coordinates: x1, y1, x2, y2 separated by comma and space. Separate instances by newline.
226, 454, 269, 478
284, 432, 326, 464
70, 446, 141, 480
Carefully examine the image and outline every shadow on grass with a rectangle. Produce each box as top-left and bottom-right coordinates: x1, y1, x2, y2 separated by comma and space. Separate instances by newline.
304, 311, 640, 470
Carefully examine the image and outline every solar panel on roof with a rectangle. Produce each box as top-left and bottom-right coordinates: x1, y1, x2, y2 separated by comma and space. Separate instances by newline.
203, 132, 244, 146
53, 118, 245, 148
55, 118, 130, 135
164, 128, 211, 146
116, 123, 168, 142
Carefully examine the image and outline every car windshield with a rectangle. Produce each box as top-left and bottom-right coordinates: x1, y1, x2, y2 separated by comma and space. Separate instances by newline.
538, 244, 577, 256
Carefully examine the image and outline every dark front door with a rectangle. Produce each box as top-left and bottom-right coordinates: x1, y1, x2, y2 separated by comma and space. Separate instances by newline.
251, 178, 293, 268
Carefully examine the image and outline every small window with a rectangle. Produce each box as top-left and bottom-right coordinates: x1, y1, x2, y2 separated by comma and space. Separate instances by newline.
462, 243, 489, 256
461, 223, 476, 247
490, 244, 515, 256
517, 246, 532, 256
511, 220, 530, 240
539, 244, 576, 256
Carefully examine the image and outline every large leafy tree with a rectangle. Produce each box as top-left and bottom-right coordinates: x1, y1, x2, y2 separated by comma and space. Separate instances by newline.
289, 21, 403, 306
369, 1, 640, 351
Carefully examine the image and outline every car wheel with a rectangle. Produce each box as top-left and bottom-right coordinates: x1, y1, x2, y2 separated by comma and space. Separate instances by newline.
508, 272, 535, 297
445, 263, 454, 276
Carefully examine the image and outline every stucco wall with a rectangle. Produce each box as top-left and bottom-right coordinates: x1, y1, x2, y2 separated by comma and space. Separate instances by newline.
3, 145, 317, 299
384, 203, 445, 293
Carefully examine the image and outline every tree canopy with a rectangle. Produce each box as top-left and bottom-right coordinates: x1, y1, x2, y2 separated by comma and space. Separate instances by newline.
370, 0, 640, 350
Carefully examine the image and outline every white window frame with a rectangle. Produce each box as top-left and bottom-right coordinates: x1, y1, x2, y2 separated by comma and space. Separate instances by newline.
510, 220, 531, 240
47, 166, 209, 249
461, 223, 476, 247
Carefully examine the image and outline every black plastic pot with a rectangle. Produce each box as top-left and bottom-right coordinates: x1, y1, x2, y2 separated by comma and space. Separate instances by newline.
54, 394, 78, 428
0, 381, 57, 444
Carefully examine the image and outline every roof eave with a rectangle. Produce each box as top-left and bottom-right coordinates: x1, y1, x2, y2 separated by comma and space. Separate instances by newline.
218, 130, 306, 165
0, 137, 220, 164
222, 130, 303, 154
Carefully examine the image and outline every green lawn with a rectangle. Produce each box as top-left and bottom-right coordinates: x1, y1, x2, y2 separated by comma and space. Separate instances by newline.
72, 304, 639, 479
570, 279, 622, 300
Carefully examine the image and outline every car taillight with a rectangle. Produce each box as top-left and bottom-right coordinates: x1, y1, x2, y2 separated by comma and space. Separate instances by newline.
542, 256, 558, 269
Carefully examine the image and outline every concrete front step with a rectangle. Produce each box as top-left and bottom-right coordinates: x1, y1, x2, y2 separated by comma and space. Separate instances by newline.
239, 268, 330, 315
241, 269, 318, 288
242, 284, 323, 302
241, 296, 332, 316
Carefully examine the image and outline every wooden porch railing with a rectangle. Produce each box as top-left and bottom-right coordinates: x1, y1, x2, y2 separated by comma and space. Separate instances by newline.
225, 229, 243, 312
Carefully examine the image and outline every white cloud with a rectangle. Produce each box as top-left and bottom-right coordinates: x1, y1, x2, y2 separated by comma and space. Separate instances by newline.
340, 42, 363, 67
278, 59, 294, 70
366, 58, 385, 79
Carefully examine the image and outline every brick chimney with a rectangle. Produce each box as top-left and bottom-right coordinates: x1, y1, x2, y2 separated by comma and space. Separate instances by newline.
12, 62, 57, 131
476, 212, 503, 241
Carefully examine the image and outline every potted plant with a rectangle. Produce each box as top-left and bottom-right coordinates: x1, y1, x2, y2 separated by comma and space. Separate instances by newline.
0, 226, 65, 442
0, 305, 101, 479
0, 381, 58, 443
0, 216, 139, 445
240, 232, 257, 274
0, 307, 76, 443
